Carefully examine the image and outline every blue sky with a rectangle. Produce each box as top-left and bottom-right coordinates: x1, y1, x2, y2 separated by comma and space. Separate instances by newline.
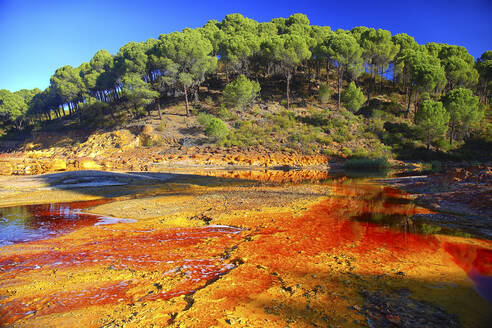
0, 0, 491, 91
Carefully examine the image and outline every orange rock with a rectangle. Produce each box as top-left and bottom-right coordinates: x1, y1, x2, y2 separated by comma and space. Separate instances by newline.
76, 158, 101, 170
51, 158, 67, 171
0, 161, 13, 175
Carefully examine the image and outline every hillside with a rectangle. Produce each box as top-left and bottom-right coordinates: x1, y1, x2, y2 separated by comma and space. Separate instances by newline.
0, 13, 491, 173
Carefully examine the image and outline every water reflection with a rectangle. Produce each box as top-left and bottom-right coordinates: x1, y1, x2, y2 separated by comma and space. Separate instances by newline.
0, 171, 491, 326
0, 199, 112, 246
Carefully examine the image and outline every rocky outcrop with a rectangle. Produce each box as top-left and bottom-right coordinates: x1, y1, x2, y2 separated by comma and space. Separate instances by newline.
0, 129, 334, 176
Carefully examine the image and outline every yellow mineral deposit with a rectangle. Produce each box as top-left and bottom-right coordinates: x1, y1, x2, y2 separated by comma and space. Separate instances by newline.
0, 170, 490, 327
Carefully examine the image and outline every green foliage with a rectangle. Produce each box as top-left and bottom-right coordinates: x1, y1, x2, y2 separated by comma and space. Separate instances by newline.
218, 105, 234, 120
317, 30, 363, 109
420, 224, 442, 235
415, 100, 450, 149
359, 28, 399, 79
50, 65, 86, 107
0, 89, 27, 125
223, 75, 260, 109
318, 84, 331, 104
343, 157, 390, 170
341, 82, 366, 112
437, 45, 478, 89
198, 113, 229, 142
156, 119, 166, 132
1, 12, 490, 164
205, 118, 229, 142
121, 73, 159, 114
155, 28, 217, 115
261, 33, 311, 108
443, 88, 482, 144
271, 110, 296, 129
476, 51, 492, 102
399, 49, 447, 93
114, 41, 148, 76
217, 14, 259, 76
197, 112, 214, 126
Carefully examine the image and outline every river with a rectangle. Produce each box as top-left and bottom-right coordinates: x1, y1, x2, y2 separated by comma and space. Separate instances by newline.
0, 171, 491, 327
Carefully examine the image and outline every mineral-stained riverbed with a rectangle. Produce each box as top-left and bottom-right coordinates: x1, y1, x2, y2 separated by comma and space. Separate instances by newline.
0, 170, 491, 327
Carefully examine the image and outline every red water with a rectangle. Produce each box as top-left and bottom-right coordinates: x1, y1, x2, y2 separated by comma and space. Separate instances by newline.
0, 199, 112, 246
0, 224, 244, 325
0, 181, 491, 326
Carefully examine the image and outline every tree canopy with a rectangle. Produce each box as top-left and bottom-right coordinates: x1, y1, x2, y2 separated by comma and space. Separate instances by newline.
320, 30, 363, 109
443, 88, 482, 144
223, 75, 261, 110
415, 100, 450, 149
0, 13, 488, 154
261, 33, 311, 108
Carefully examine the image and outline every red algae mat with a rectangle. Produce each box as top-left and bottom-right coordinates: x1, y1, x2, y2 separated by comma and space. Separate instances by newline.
0, 179, 491, 327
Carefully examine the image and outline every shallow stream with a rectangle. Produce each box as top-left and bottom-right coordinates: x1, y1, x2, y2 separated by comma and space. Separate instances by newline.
0, 172, 491, 326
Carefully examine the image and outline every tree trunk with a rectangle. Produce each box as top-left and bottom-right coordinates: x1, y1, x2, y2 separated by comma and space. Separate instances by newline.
326, 60, 330, 82
449, 122, 455, 145
484, 79, 489, 105
286, 72, 291, 109
413, 91, 419, 117
184, 86, 190, 116
157, 100, 162, 120
337, 66, 342, 111
406, 88, 413, 118
392, 63, 397, 84
367, 64, 374, 101
380, 66, 384, 91
194, 88, 199, 104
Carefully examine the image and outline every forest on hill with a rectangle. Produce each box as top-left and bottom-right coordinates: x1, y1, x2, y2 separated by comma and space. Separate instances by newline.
0, 13, 490, 161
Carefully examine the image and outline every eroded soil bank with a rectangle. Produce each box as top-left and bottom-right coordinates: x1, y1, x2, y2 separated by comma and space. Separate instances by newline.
0, 170, 491, 327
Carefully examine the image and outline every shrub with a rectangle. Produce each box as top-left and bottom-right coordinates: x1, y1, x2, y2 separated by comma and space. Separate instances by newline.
420, 223, 442, 235
322, 148, 338, 156
341, 82, 366, 112
140, 135, 153, 147
218, 105, 233, 120
343, 157, 390, 170
271, 110, 296, 129
223, 75, 260, 110
206, 118, 229, 141
198, 113, 228, 141
156, 119, 166, 132
204, 96, 214, 106
318, 83, 331, 104
197, 112, 214, 127
198, 114, 229, 143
